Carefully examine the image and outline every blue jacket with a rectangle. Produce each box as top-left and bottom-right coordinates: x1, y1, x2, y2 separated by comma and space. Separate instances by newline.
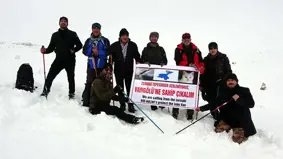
82, 34, 110, 69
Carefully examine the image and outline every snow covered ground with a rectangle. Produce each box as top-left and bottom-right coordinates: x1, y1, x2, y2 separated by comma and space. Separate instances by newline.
1, 0, 283, 158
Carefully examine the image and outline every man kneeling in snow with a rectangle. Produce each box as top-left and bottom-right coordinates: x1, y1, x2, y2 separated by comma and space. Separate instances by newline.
197, 73, 256, 144
89, 63, 144, 124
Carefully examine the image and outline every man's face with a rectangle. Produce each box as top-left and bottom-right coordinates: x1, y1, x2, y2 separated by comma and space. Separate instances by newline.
227, 79, 237, 88
150, 35, 158, 43
103, 67, 113, 80
59, 19, 68, 29
209, 48, 218, 55
92, 28, 100, 36
120, 35, 129, 43
182, 37, 191, 46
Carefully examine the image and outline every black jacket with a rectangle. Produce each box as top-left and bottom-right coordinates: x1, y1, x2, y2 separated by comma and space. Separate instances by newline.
141, 43, 167, 65
201, 52, 232, 88
45, 28, 83, 59
109, 39, 141, 75
200, 84, 256, 137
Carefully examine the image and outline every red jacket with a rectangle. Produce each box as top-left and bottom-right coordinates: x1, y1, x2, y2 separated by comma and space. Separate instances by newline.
174, 42, 205, 74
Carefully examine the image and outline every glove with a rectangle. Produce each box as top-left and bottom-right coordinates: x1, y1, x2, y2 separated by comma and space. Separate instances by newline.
40, 46, 46, 54
160, 63, 164, 67
113, 85, 123, 93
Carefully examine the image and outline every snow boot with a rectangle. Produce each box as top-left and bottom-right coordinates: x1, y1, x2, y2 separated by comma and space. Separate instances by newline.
69, 93, 75, 100
151, 105, 158, 111
186, 110, 194, 120
232, 128, 247, 144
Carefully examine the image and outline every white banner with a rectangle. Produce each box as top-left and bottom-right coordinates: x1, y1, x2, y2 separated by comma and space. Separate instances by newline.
129, 64, 200, 109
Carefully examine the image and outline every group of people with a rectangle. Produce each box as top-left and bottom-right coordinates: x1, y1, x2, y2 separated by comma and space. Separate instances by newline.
39, 16, 256, 143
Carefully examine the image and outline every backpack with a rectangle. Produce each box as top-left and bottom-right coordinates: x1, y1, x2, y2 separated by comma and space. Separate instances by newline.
15, 63, 34, 92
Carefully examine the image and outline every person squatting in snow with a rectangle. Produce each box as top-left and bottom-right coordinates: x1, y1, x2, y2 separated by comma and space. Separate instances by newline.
173, 33, 205, 120
108, 28, 141, 113
141, 31, 168, 111
40, 16, 83, 99
196, 73, 256, 144
81, 22, 110, 107
88, 63, 144, 124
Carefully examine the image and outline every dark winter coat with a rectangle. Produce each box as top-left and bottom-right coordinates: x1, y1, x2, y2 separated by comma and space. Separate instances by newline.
141, 43, 167, 65
201, 52, 232, 89
82, 34, 110, 69
109, 39, 141, 75
45, 28, 83, 60
174, 42, 204, 74
89, 74, 119, 109
200, 84, 257, 137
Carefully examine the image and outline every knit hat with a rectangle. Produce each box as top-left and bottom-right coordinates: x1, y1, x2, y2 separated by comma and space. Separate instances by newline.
182, 33, 191, 39
149, 32, 159, 40
103, 63, 113, 71
119, 28, 129, 37
59, 16, 68, 22
208, 42, 218, 49
92, 23, 101, 29
226, 73, 238, 82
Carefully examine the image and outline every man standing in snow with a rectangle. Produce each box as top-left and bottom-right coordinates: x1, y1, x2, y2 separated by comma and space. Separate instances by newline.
141, 31, 167, 111
173, 33, 204, 120
81, 22, 110, 107
197, 73, 256, 144
109, 28, 141, 113
89, 63, 144, 124
200, 42, 232, 122
40, 16, 83, 99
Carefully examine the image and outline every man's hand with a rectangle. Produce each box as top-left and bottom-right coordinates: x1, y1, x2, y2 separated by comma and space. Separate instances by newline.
113, 85, 123, 93
232, 94, 239, 101
92, 48, 98, 56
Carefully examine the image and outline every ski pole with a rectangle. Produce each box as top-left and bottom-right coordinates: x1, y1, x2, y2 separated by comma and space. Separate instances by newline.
41, 46, 47, 80
175, 99, 232, 135
122, 91, 165, 134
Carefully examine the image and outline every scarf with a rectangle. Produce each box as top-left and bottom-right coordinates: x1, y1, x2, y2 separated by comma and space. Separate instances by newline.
121, 42, 128, 59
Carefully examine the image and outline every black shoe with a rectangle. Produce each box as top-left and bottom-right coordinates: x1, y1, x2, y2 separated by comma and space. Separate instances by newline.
128, 104, 136, 113
69, 93, 75, 100
151, 106, 158, 111
40, 90, 49, 98
172, 113, 178, 119
186, 110, 194, 120
133, 117, 144, 124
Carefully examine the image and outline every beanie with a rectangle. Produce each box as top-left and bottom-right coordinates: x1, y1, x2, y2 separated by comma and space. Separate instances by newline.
92, 23, 101, 29
208, 42, 218, 49
182, 33, 191, 39
59, 16, 68, 22
226, 73, 238, 82
119, 28, 129, 37
149, 32, 159, 40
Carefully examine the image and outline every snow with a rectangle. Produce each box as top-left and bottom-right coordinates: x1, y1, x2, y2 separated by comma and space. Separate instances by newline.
1, 0, 283, 158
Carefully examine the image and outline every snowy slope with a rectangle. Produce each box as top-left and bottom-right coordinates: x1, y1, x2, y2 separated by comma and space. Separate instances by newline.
1, 0, 283, 158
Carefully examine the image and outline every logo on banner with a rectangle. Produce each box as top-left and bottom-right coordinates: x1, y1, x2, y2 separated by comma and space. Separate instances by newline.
153, 69, 179, 82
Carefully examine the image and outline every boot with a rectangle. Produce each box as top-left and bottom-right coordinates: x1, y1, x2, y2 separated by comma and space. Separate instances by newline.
128, 103, 136, 113
186, 110, 194, 120
151, 105, 158, 111
172, 108, 179, 119
69, 93, 75, 100
40, 87, 49, 97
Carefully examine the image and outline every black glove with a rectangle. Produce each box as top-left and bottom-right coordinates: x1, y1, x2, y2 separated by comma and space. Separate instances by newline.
113, 85, 123, 93
160, 63, 164, 67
